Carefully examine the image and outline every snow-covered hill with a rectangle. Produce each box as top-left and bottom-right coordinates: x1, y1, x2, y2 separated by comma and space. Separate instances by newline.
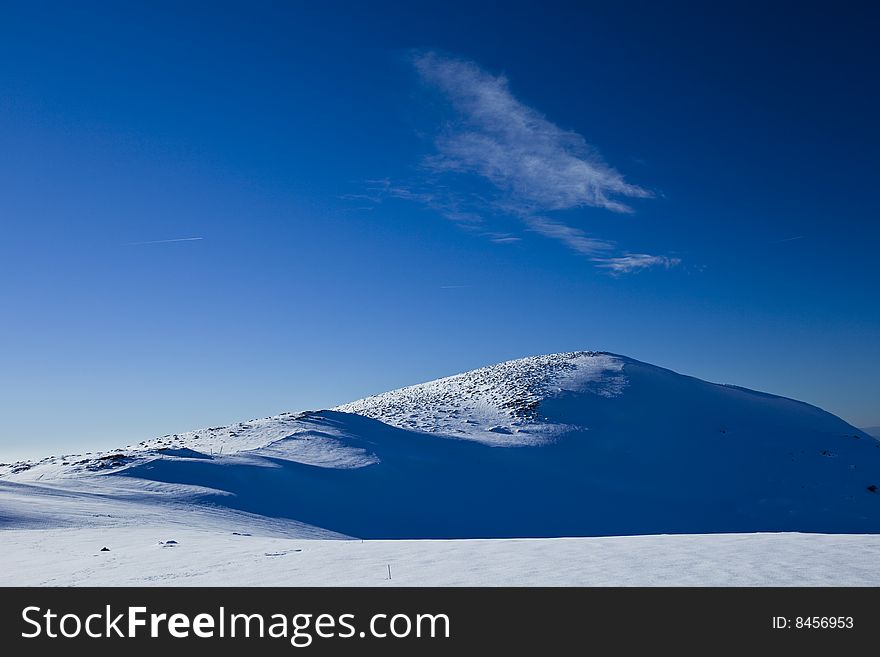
1, 352, 878, 542
336, 351, 626, 445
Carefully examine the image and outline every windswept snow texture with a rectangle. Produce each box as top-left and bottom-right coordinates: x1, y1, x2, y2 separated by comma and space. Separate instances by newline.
1, 352, 878, 543
336, 351, 626, 445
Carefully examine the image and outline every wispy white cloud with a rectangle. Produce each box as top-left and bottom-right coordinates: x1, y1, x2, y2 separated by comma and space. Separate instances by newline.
521, 215, 614, 257
125, 237, 204, 246
484, 232, 522, 244
354, 52, 677, 274
593, 254, 681, 274
414, 52, 652, 215
359, 178, 486, 226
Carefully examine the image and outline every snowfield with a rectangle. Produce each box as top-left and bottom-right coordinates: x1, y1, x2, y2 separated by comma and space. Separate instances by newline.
1, 351, 878, 585
3, 527, 880, 586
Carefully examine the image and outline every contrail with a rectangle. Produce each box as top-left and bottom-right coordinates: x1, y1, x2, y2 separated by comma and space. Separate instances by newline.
125, 237, 204, 246
771, 235, 805, 244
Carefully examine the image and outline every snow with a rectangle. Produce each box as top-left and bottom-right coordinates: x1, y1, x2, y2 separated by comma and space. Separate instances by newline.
0, 410, 377, 484
2, 527, 879, 586
1, 350, 879, 585
0, 472, 341, 538
335, 351, 626, 445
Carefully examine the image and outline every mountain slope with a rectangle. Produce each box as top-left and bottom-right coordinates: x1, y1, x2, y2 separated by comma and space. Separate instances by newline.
1, 352, 878, 539
335, 351, 626, 445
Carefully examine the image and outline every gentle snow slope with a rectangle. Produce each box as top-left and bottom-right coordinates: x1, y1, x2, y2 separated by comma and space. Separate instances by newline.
1, 352, 878, 540
3, 527, 880, 586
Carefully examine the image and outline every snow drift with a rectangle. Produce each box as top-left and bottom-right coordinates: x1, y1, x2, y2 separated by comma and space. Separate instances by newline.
1, 352, 878, 539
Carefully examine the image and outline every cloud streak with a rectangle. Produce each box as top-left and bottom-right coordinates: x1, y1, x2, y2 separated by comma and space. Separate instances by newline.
414, 52, 652, 215
357, 52, 677, 274
593, 253, 681, 274
125, 237, 204, 246
522, 215, 613, 257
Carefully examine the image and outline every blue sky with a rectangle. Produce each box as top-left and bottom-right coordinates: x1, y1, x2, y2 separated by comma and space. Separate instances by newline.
1, 1, 877, 460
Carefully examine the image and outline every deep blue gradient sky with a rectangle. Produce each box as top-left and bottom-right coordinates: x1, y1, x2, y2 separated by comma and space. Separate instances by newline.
1, 1, 878, 460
